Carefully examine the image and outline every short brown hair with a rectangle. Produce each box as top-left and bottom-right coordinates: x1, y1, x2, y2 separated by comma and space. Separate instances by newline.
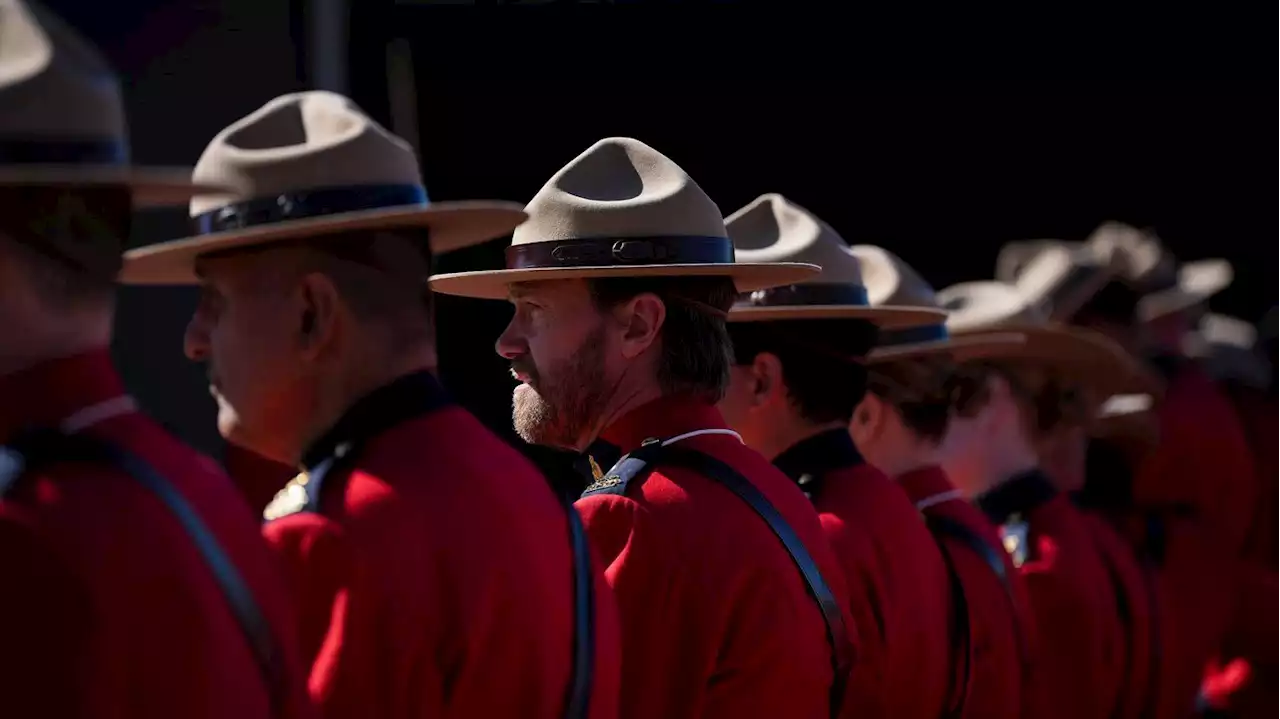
587, 276, 737, 402
957, 360, 1092, 437
867, 356, 987, 442
728, 318, 878, 424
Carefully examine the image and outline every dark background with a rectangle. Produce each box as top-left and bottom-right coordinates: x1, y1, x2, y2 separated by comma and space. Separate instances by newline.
44, 1, 1276, 477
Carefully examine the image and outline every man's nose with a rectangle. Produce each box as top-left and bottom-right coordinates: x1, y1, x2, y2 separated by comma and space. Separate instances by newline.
494, 319, 525, 360
183, 313, 210, 362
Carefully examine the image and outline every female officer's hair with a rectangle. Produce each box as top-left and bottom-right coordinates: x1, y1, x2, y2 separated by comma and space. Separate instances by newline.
866, 357, 988, 442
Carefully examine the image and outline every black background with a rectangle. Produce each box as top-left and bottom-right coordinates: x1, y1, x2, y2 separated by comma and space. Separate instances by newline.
41, 1, 1277, 483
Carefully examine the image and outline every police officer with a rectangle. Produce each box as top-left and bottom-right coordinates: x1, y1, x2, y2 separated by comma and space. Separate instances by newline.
716, 194, 954, 718
122, 91, 621, 718
430, 138, 852, 719
849, 244, 1042, 719
0, 2, 311, 717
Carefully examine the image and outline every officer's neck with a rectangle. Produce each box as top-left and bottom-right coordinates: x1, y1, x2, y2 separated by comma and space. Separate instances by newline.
981, 437, 1041, 495
759, 415, 847, 462
295, 343, 438, 464
878, 434, 946, 479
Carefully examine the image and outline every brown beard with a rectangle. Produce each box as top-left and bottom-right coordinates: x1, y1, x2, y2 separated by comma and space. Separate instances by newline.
512, 323, 609, 450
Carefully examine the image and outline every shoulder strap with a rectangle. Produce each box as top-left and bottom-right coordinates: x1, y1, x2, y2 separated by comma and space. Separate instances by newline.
562, 501, 595, 719
591, 443, 851, 717
1085, 523, 1151, 719
927, 513, 1034, 707
923, 515, 974, 719
0, 429, 286, 717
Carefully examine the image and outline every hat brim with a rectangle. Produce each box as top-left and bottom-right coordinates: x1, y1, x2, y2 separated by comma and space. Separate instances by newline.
867, 331, 1029, 363
0, 165, 226, 208
120, 201, 528, 285
428, 262, 823, 301
728, 304, 946, 330
1137, 258, 1233, 321
953, 323, 1161, 397
1091, 393, 1160, 443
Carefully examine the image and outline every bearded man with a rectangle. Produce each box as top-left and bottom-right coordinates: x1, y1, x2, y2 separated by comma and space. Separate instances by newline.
431, 137, 854, 719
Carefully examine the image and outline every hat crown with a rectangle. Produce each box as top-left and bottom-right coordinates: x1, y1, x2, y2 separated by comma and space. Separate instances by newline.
1087, 221, 1176, 290
848, 244, 939, 308
728, 193, 863, 286
937, 280, 1049, 332
512, 137, 726, 246
0, 0, 126, 141
190, 91, 424, 217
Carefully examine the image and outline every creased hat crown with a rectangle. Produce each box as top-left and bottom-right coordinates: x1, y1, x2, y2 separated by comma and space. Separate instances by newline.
0, 0, 125, 141
190, 91, 423, 217
728, 193, 863, 285
511, 137, 726, 246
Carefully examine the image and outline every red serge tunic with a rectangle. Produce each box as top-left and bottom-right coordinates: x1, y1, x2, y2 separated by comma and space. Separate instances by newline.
897, 465, 1038, 719
574, 395, 853, 719
261, 371, 622, 719
975, 469, 1129, 719
771, 431, 952, 719
0, 350, 313, 719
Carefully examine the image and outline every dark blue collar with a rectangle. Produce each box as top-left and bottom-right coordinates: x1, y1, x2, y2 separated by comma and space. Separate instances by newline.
772, 428, 865, 484
301, 370, 452, 473
975, 468, 1058, 526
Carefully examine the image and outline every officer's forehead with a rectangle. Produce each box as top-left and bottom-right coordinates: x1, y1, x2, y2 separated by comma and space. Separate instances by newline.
507, 279, 590, 303
194, 246, 305, 285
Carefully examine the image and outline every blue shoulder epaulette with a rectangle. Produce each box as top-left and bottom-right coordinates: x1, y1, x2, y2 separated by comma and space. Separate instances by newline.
580, 438, 664, 499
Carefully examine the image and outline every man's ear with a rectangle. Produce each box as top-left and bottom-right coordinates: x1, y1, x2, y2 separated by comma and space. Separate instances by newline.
850, 392, 886, 447
295, 272, 341, 360
750, 352, 786, 407
616, 292, 666, 360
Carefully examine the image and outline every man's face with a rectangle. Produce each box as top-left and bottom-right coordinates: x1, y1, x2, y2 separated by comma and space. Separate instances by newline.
496, 279, 617, 450
184, 251, 317, 462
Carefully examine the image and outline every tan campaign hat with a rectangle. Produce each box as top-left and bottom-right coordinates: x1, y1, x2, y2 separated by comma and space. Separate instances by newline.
935, 279, 1157, 397
428, 138, 819, 300
725, 194, 945, 329
121, 91, 528, 285
0, 0, 218, 205
838, 244, 1027, 362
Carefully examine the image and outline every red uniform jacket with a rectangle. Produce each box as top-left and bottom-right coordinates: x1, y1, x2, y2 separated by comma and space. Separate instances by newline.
224, 442, 297, 516
1135, 361, 1256, 556
772, 431, 952, 718
1080, 511, 1157, 719
0, 350, 313, 719
1227, 387, 1278, 570
976, 469, 1128, 719
898, 465, 1038, 719
262, 371, 621, 719
575, 395, 853, 719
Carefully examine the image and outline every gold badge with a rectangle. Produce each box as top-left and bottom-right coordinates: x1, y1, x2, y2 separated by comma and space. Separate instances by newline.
588, 455, 604, 481
262, 472, 311, 521
1000, 514, 1030, 568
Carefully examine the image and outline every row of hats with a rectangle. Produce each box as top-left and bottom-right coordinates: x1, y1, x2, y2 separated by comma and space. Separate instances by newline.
4, 0, 1256, 404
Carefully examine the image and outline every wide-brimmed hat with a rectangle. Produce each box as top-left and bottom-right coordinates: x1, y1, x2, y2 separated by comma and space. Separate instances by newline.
1183, 313, 1272, 390
1006, 240, 1128, 322
935, 279, 1159, 397
1092, 392, 1160, 443
724, 194, 944, 329
120, 91, 527, 285
995, 239, 1075, 285
0, 0, 218, 205
810, 244, 1026, 362
428, 138, 819, 300
1086, 221, 1232, 321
